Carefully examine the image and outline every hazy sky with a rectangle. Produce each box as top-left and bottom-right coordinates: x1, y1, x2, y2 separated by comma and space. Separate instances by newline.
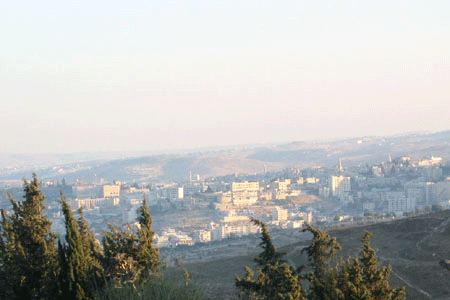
1, 1, 449, 153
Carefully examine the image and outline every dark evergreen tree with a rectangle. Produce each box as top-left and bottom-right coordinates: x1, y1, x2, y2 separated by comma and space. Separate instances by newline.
236, 221, 406, 300
2, 174, 59, 300
136, 197, 160, 277
102, 197, 160, 285
301, 224, 342, 300
0, 209, 19, 299
235, 218, 306, 300
59, 194, 90, 300
102, 223, 141, 285
77, 206, 103, 287
345, 231, 405, 300
300, 227, 406, 300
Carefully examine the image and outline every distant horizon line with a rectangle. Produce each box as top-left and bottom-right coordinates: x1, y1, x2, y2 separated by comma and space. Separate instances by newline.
0, 129, 446, 157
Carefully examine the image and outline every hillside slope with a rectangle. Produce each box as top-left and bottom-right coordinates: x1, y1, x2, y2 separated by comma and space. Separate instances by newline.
172, 211, 450, 300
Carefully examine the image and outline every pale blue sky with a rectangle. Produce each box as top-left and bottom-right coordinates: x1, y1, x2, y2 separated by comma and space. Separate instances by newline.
1, 1, 449, 153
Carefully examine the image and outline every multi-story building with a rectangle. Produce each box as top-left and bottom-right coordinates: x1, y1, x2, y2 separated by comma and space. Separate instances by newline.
72, 184, 120, 199
166, 186, 184, 200
212, 221, 259, 240
72, 197, 120, 210
386, 191, 415, 214
330, 176, 351, 199
270, 179, 291, 192
192, 230, 212, 243
231, 181, 259, 206
102, 185, 121, 198
272, 206, 288, 221
183, 184, 202, 196
429, 181, 450, 204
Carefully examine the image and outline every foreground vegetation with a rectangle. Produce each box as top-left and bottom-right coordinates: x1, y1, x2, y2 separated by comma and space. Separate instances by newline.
235, 219, 405, 300
0, 174, 405, 299
0, 174, 198, 300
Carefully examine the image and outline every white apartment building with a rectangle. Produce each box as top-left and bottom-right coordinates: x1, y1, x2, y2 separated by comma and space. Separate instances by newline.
330, 176, 351, 198
166, 186, 184, 200
72, 197, 120, 210
212, 221, 259, 240
231, 181, 259, 206
386, 191, 416, 214
272, 206, 288, 222
270, 179, 291, 192
192, 230, 212, 243
183, 184, 202, 196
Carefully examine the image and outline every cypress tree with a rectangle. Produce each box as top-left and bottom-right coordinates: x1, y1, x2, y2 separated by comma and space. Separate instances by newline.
77, 207, 104, 290
59, 194, 89, 300
5, 174, 59, 300
301, 224, 342, 300
78, 207, 103, 264
0, 209, 19, 299
136, 197, 160, 278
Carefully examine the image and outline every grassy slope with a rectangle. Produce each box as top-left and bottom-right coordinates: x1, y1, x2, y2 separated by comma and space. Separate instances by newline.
167, 210, 450, 300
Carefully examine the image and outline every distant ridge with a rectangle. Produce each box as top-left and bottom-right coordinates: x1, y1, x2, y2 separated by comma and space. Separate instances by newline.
1, 130, 450, 182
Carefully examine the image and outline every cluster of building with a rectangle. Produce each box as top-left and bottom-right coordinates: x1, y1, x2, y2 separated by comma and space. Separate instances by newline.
1, 154, 449, 250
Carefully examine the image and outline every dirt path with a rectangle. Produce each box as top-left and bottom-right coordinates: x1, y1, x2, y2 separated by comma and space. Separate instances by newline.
391, 270, 433, 299
416, 217, 450, 251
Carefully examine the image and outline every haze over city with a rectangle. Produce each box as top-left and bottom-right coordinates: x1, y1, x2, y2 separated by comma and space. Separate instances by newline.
1, 0, 449, 153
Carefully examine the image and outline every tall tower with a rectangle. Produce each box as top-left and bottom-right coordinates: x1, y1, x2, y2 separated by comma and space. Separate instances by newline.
338, 158, 344, 172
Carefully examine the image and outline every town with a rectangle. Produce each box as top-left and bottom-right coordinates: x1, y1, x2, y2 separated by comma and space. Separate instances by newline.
1, 153, 448, 266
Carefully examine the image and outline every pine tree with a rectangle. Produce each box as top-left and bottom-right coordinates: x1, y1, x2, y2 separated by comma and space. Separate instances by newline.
4, 174, 59, 300
235, 218, 306, 300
